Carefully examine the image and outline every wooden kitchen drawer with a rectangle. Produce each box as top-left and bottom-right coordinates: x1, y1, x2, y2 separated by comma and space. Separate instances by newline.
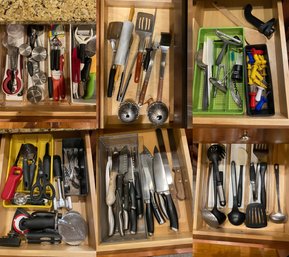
191, 0, 289, 128
194, 143, 289, 247
0, 131, 97, 256
0, 22, 99, 128
95, 128, 193, 254
100, 0, 187, 128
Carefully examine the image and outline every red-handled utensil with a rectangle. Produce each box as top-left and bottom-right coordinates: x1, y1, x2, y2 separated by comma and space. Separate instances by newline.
1, 166, 23, 200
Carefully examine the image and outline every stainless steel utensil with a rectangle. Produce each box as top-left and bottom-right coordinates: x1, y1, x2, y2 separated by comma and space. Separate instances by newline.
236, 147, 247, 207
27, 86, 43, 104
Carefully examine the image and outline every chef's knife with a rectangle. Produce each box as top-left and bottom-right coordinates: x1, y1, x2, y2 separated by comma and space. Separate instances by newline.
124, 150, 137, 234
141, 149, 165, 225
153, 146, 179, 231
140, 154, 154, 236
167, 128, 186, 200
106, 149, 118, 236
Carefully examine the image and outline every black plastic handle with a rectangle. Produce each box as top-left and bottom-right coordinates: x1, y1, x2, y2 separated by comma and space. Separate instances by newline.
23, 158, 30, 190
143, 48, 152, 71
134, 172, 143, 218
249, 162, 256, 181
53, 155, 62, 178
260, 162, 267, 210
81, 57, 92, 82
43, 143, 50, 180
26, 230, 61, 244
145, 202, 154, 236
19, 216, 55, 230
29, 161, 37, 189
163, 193, 179, 231
54, 49, 60, 71
79, 44, 86, 65
50, 49, 55, 70
27, 61, 34, 77
237, 165, 243, 207
129, 182, 137, 234
0, 237, 21, 247
107, 65, 117, 97
150, 191, 165, 225
123, 181, 129, 211
48, 77, 53, 98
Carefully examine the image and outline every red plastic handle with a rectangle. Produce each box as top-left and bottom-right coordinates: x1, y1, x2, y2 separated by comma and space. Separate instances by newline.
52, 78, 60, 101
1, 166, 23, 200
249, 92, 257, 109
251, 48, 264, 55
2, 70, 22, 95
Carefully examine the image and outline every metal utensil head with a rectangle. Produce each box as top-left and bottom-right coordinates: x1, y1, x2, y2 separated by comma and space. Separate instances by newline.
201, 209, 220, 228
253, 144, 269, 162
147, 101, 169, 126
125, 150, 134, 182
27, 86, 43, 104
119, 146, 129, 174
118, 101, 139, 123
75, 27, 94, 44
31, 46, 47, 62
135, 12, 154, 35
140, 158, 150, 201
19, 43, 32, 57
215, 30, 242, 46
195, 48, 207, 69
153, 146, 169, 193
269, 211, 288, 224
140, 152, 154, 192
107, 22, 123, 41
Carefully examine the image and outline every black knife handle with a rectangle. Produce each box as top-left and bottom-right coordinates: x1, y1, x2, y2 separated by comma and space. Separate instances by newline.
158, 193, 169, 220
163, 193, 179, 231
129, 208, 137, 235
116, 174, 124, 198
250, 162, 256, 181
260, 162, 267, 210
23, 158, 30, 190
237, 165, 243, 207
156, 128, 166, 153
129, 182, 137, 234
115, 191, 124, 237
107, 65, 117, 97
150, 191, 165, 225
145, 201, 154, 236
123, 181, 129, 231
134, 172, 143, 218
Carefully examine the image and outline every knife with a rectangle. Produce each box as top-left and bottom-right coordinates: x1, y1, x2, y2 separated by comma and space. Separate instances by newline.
140, 154, 154, 236
132, 149, 143, 218
124, 149, 137, 234
155, 129, 179, 216
141, 148, 165, 225
118, 146, 129, 233
106, 149, 118, 236
153, 146, 179, 231
167, 128, 186, 200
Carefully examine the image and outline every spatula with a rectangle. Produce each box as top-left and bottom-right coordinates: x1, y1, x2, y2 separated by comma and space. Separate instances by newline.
236, 147, 247, 207
134, 12, 154, 83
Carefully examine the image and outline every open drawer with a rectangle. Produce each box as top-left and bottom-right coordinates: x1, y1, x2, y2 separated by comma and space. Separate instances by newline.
0, 22, 98, 127
194, 143, 289, 247
0, 131, 97, 256
100, 0, 187, 128
191, 0, 289, 127
95, 128, 193, 253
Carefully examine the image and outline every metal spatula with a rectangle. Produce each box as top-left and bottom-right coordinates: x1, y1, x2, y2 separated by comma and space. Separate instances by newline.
134, 12, 154, 83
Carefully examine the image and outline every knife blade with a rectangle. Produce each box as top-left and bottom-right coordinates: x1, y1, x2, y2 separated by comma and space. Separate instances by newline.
167, 128, 186, 200
153, 146, 179, 231
140, 154, 154, 236
141, 148, 165, 225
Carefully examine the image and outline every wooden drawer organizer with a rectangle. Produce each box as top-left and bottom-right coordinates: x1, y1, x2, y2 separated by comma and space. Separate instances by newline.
0, 23, 98, 127
194, 143, 289, 246
95, 129, 193, 253
191, 0, 289, 127
0, 131, 97, 256
100, 0, 186, 128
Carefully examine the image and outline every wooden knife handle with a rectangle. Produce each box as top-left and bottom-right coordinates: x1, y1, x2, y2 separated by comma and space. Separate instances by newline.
138, 80, 149, 105
173, 168, 186, 200
134, 52, 143, 83
106, 172, 118, 205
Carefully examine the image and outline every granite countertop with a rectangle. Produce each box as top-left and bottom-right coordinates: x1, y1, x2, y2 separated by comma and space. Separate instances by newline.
0, 0, 96, 23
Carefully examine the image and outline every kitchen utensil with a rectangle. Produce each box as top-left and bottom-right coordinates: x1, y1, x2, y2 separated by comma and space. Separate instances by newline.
269, 164, 287, 223
228, 161, 246, 226
32, 71, 47, 86
167, 128, 185, 200
19, 43, 32, 57
31, 46, 47, 62
141, 149, 165, 225
207, 144, 226, 206
107, 22, 123, 97
22, 143, 37, 190
30, 159, 56, 201
253, 144, 268, 210
195, 48, 208, 111
209, 64, 228, 96
53, 155, 72, 210
43, 143, 51, 180
118, 41, 158, 123
58, 211, 87, 246
153, 146, 178, 231
114, 8, 135, 82
236, 147, 247, 207
147, 32, 171, 126
134, 12, 154, 83
249, 162, 258, 202
215, 30, 242, 65
106, 149, 118, 236
74, 26, 94, 70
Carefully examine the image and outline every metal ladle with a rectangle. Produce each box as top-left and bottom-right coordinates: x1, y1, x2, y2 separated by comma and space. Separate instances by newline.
269, 164, 288, 223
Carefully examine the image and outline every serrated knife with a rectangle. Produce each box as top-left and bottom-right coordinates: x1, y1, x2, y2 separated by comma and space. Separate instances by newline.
153, 146, 179, 231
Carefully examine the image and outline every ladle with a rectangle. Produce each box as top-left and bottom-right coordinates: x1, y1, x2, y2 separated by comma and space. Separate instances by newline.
207, 144, 226, 206
269, 164, 288, 224
202, 164, 226, 228
228, 161, 246, 225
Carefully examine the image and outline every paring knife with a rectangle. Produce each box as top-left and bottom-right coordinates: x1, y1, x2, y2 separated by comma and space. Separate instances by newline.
155, 129, 179, 216
142, 148, 165, 225
124, 149, 137, 234
167, 129, 186, 200
106, 149, 118, 236
140, 154, 154, 236
153, 146, 179, 231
